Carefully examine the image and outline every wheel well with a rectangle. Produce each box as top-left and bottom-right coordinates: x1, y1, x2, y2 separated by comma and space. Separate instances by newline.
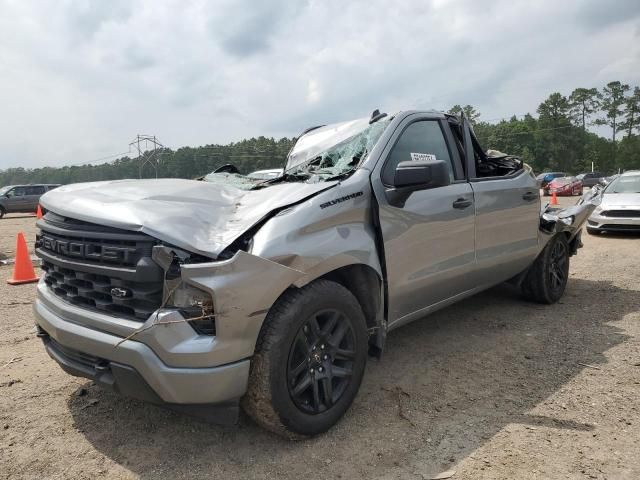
261, 264, 384, 357
316, 264, 382, 334
318, 264, 385, 357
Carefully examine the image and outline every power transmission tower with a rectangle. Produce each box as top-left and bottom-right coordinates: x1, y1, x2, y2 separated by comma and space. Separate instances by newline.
129, 135, 166, 178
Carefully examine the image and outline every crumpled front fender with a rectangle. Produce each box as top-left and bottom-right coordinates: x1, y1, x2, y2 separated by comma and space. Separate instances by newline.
177, 251, 306, 365
538, 186, 603, 252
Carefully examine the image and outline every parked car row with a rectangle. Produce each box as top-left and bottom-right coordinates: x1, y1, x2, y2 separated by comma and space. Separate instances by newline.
535, 169, 640, 234
537, 171, 608, 185
0, 184, 60, 218
544, 176, 583, 196
536, 171, 616, 197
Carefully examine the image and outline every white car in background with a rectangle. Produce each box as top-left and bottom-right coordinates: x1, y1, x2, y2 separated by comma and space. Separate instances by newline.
587, 171, 640, 234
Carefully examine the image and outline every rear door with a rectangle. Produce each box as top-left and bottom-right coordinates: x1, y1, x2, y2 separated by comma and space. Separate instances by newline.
370, 114, 476, 326
462, 120, 540, 285
24, 185, 46, 212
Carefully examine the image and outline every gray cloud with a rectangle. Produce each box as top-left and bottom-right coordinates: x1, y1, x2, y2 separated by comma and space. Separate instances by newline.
0, 0, 639, 169
576, 0, 640, 32
209, 0, 305, 57
63, 0, 135, 41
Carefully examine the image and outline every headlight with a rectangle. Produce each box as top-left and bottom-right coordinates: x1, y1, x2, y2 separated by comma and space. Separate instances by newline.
559, 216, 574, 226
165, 281, 216, 336
593, 206, 603, 214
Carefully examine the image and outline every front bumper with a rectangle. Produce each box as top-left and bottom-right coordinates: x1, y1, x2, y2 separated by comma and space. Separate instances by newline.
33, 285, 250, 406
587, 212, 640, 232
32, 249, 306, 415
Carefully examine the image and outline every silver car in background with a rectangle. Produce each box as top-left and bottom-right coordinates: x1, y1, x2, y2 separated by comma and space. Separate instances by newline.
0, 184, 60, 218
587, 171, 640, 234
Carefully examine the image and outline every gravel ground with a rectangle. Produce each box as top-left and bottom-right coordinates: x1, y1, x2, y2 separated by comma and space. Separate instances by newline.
0, 197, 639, 480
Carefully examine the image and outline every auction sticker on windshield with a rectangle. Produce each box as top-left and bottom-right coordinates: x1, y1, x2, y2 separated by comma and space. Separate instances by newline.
410, 152, 436, 162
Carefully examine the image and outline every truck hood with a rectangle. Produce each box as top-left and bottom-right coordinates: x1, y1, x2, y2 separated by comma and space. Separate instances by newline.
40, 178, 338, 258
600, 193, 639, 207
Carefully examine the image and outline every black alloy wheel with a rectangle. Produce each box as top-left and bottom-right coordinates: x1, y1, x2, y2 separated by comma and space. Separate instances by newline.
287, 309, 356, 414
548, 239, 568, 295
521, 234, 570, 304
242, 279, 368, 437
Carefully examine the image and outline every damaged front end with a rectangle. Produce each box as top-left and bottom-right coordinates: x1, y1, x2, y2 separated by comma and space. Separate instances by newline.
538, 185, 603, 255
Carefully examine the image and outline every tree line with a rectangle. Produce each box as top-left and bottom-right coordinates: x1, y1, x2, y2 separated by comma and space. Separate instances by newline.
451, 80, 640, 174
1, 80, 639, 186
0, 137, 295, 186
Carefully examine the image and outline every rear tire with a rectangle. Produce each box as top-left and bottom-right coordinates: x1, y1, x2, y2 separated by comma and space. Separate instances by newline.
521, 234, 570, 304
0, 207, 4, 219
242, 279, 368, 437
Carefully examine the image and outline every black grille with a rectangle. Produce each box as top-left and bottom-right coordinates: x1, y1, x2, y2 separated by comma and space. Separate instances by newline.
36, 213, 164, 321
41, 260, 163, 320
600, 210, 640, 218
600, 224, 640, 231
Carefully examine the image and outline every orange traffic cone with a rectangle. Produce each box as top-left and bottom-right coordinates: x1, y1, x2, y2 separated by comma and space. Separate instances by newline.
36, 204, 43, 219
550, 192, 559, 206
7, 232, 39, 285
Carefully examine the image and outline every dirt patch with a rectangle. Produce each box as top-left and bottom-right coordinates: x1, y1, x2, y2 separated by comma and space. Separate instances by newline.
1, 198, 639, 479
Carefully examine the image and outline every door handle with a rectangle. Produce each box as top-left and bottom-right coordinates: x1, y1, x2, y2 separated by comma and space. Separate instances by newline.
452, 198, 472, 209
522, 191, 538, 201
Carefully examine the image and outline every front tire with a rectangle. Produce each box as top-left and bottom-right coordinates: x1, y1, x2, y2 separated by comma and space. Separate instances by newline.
521, 234, 570, 304
242, 280, 368, 437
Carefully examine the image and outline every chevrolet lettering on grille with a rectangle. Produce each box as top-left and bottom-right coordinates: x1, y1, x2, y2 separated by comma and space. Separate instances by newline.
40, 234, 137, 264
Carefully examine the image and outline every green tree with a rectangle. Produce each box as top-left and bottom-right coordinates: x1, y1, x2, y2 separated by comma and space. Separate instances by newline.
618, 135, 640, 170
535, 93, 579, 171
619, 86, 640, 138
597, 81, 630, 143
568, 87, 600, 130
447, 104, 480, 124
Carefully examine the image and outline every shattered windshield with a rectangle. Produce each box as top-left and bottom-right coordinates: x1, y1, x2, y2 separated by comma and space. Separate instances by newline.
203, 116, 390, 190
284, 117, 390, 179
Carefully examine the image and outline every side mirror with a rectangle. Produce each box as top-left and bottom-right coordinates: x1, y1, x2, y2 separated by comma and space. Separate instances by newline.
393, 160, 450, 190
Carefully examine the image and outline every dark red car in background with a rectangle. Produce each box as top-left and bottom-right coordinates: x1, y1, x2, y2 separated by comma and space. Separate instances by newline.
544, 176, 583, 196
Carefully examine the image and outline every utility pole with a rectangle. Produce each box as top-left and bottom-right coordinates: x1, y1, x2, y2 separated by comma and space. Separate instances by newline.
129, 134, 166, 178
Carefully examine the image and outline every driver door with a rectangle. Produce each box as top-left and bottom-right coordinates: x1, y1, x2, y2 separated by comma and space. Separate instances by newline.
4, 186, 28, 213
371, 116, 476, 327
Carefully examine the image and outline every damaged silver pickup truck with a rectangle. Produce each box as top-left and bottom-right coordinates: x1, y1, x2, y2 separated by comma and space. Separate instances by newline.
33, 110, 600, 437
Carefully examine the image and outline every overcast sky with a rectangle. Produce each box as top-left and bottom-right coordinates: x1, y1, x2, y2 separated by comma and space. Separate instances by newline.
1, 0, 639, 169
